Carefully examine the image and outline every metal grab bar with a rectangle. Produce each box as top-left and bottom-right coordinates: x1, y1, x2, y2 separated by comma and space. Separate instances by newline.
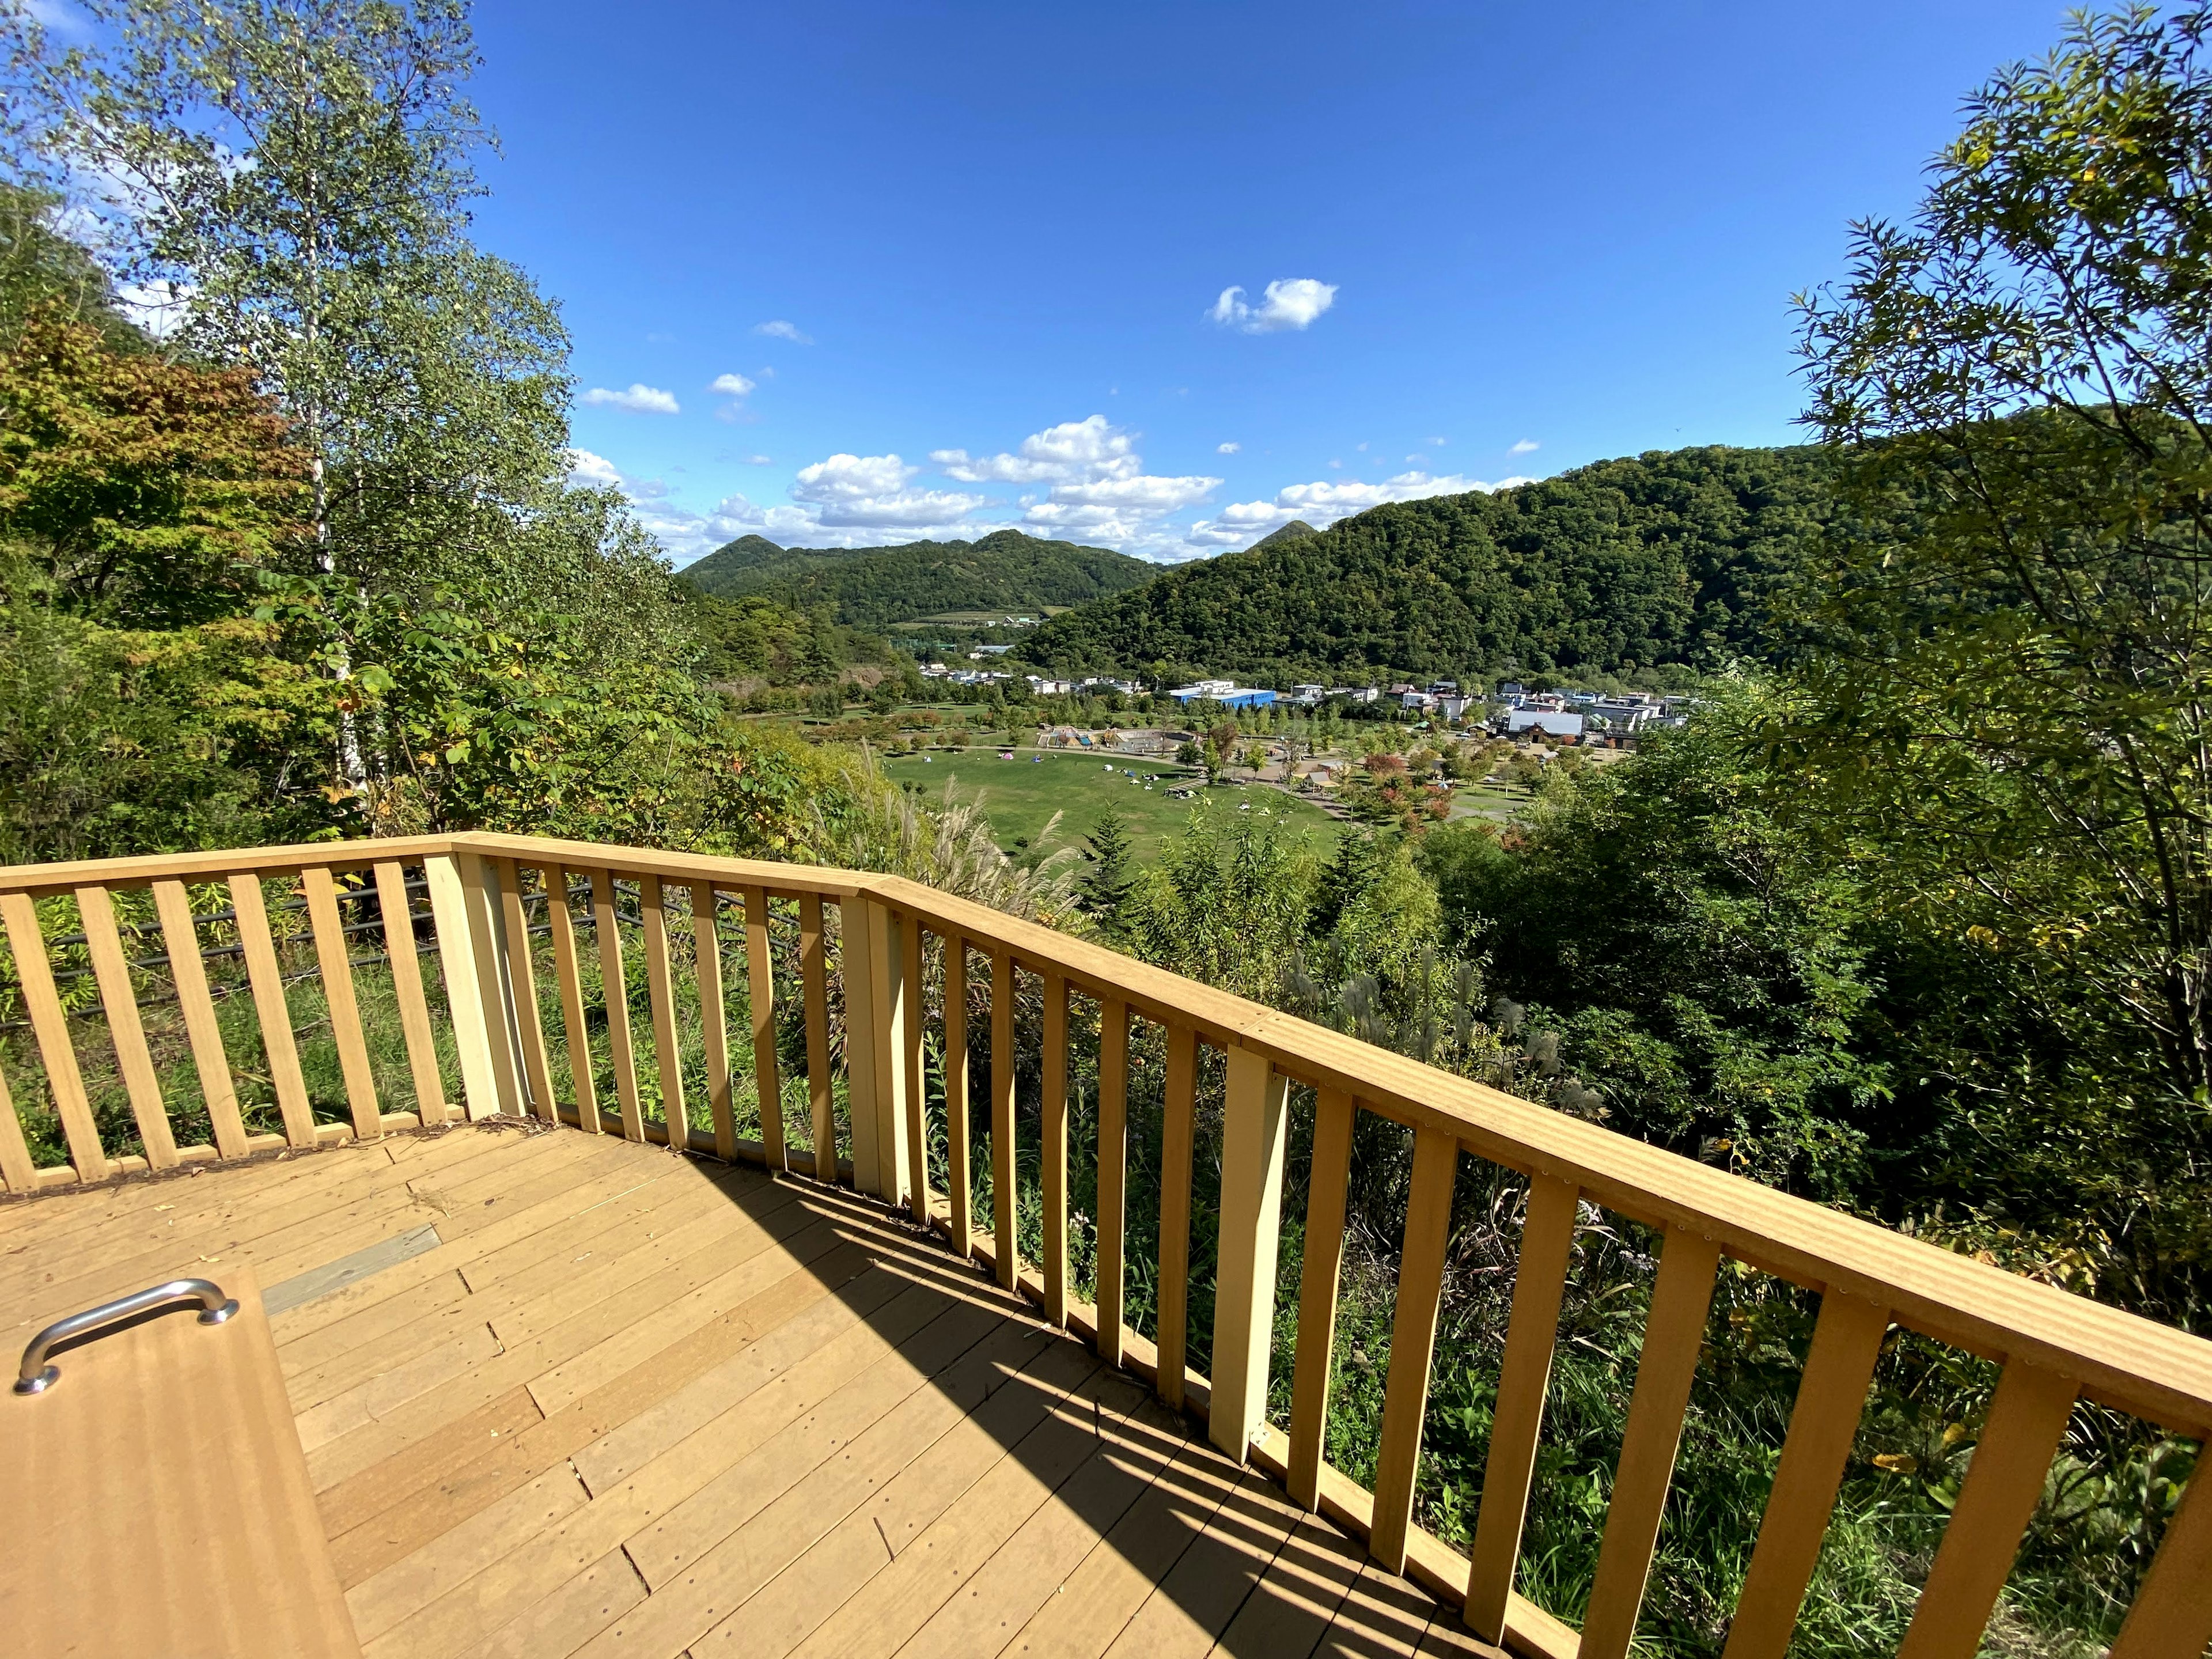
14, 1279, 239, 1396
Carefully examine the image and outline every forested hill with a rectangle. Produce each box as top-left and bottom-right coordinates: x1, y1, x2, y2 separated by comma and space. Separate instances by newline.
1016, 444, 1837, 684
677, 528, 1160, 630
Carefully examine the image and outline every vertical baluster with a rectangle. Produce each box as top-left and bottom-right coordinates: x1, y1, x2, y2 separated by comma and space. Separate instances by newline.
151, 878, 248, 1158
590, 868, 646, 1141
2107, 1456, 2212, 1659
228, 873, 315, 1147
990, 949, 1017, 1290
1580, 1227, 1724, 1659
493, 859, 557, 1124
734, 887, 772, 1167
639, 874, 688, 1150
422, 853, 503, 1120
800, 893, 835, 1180
301, 868, 380, 1139
1371, 1122, 1461, 1570
374, 861, 446, 1124
843, 897, 883, 1192
540, 865, 599, 1134
1289, 1086, 1357, 1509
1041, 969, 1070, 1325
696, 886, 734, 1162
2, 892, 108, 1180
1156, 1021, 1198, 1411
0, 1059, 32, 1192
903, 919, 931, 1225
77, 884, 177, 1169
1467, 1174, 1580, 1641
1894, 1361, 2079, 1659
1093, 995, 1130, 1368
944, 935, 973, 1253
1210, 1043, 1290, 1462
1722, 1291, 1891, 1659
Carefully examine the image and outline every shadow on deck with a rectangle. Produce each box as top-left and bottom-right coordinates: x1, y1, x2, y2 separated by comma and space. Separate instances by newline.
0, 1120, 1491, 1659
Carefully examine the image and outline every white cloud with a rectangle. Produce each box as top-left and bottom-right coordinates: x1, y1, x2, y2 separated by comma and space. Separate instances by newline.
582, 383, 680, 415
931, 414, 1141, 485
1429, 437, 1448, 446
754, 320, 812, 344
1217, 441, 1240, 454
927, 414, 1224, 556
1182, 469, 1535, 552
790, 453, 987, 528
1510, 438, 1540, 454
114, 278, 192, 340
744, 454, 772, 465
1209, 277, 1338, 334
566, 448, 626, 490
709, 372, 756, 397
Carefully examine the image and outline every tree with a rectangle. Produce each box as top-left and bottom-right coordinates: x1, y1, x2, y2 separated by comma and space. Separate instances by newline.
1079, 806, 1134, 941
11, 0, 574, 792
1787, 3, 2212, 1110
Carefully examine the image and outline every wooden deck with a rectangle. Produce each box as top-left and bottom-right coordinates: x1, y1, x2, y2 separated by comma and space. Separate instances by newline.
0, 1122, 1489, 1659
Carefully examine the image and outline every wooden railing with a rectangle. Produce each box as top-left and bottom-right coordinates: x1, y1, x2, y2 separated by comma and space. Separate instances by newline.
2, 832, 2210, 1659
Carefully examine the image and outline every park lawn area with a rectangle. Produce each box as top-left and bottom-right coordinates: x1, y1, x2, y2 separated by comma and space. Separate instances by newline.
879, 748, 1344, 862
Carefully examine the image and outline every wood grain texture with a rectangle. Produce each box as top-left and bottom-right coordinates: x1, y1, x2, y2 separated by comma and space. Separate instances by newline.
1211, 1043, 1289, 1461
493, 859, 557, 1124
904, 914, 931, 1225
2, 889, 109, 1180
1466, 1175, 1578, 1641
1157, 1020, 1198, 1413
1722, 1290, 1890, 1659
801, 892, 835, 1180
423, 854, 502, 1122
588, 866, 646, 1142
539, 865, 598, 1134
1288, 1086, 1355, 1511
2107, 1453, 2212, 1659
302, 869, 381, 1139
1580, 1226, 1724, 1659
1042, 968, 1070, 1326
736, 886, 772, 1168
1371, 1121, 1459, 1571
639, 874, 688, 1147
0, 1029, 33, 1191
373, 861, 446, 1126
75, 882, 178, 1168
1095, 994, 1131, 1368
1895, 1361, 2079, 1659
945, 934, 974, 1255
153, 876, 249, 1158
229, 872, 316, 1148
991, 948, 1018, 1291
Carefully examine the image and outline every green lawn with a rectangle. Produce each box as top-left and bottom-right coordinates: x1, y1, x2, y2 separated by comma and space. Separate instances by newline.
880, 748, 1344, 861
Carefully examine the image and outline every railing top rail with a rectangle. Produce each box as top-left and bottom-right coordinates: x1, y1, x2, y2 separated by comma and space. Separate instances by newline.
0, 834, 460, 896
863, 869, 2212, 1440
3, 831, 2209, 1435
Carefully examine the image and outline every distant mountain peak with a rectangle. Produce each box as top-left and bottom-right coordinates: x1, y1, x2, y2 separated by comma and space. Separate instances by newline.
1251, 520, 1319, 548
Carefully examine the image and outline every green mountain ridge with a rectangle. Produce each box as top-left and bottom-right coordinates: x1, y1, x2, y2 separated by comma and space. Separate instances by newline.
1016, 444, 1837, 684
678, 527, 1158, 631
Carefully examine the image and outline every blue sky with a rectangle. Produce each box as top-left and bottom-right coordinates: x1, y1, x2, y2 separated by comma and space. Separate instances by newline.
461, 1, 2071, 566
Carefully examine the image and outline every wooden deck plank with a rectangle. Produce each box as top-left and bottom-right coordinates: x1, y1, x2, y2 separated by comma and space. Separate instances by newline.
305, 1193, 850, 1494
288, 1179, 772, 1408
840, 1371, 1170, 1659
565, 1322, 1089, 1658
991, 1414, 1233, 1659
1099, 1461, 1306, 1659
320, 1234, 880, 1578
376, 1285, 1012, 1659
0, 1124, 1478, 1659
347, 1268, 950, 1654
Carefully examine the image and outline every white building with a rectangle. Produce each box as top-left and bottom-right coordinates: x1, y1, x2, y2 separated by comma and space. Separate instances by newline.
1507, 708, 1586, 740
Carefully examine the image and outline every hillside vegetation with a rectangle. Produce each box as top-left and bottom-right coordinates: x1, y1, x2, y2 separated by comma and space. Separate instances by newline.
680, 527, 1160, 629
1019, 444, 1836, 683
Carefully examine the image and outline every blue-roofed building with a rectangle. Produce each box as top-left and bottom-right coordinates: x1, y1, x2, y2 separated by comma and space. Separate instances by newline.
1168, 679, 1277, 709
